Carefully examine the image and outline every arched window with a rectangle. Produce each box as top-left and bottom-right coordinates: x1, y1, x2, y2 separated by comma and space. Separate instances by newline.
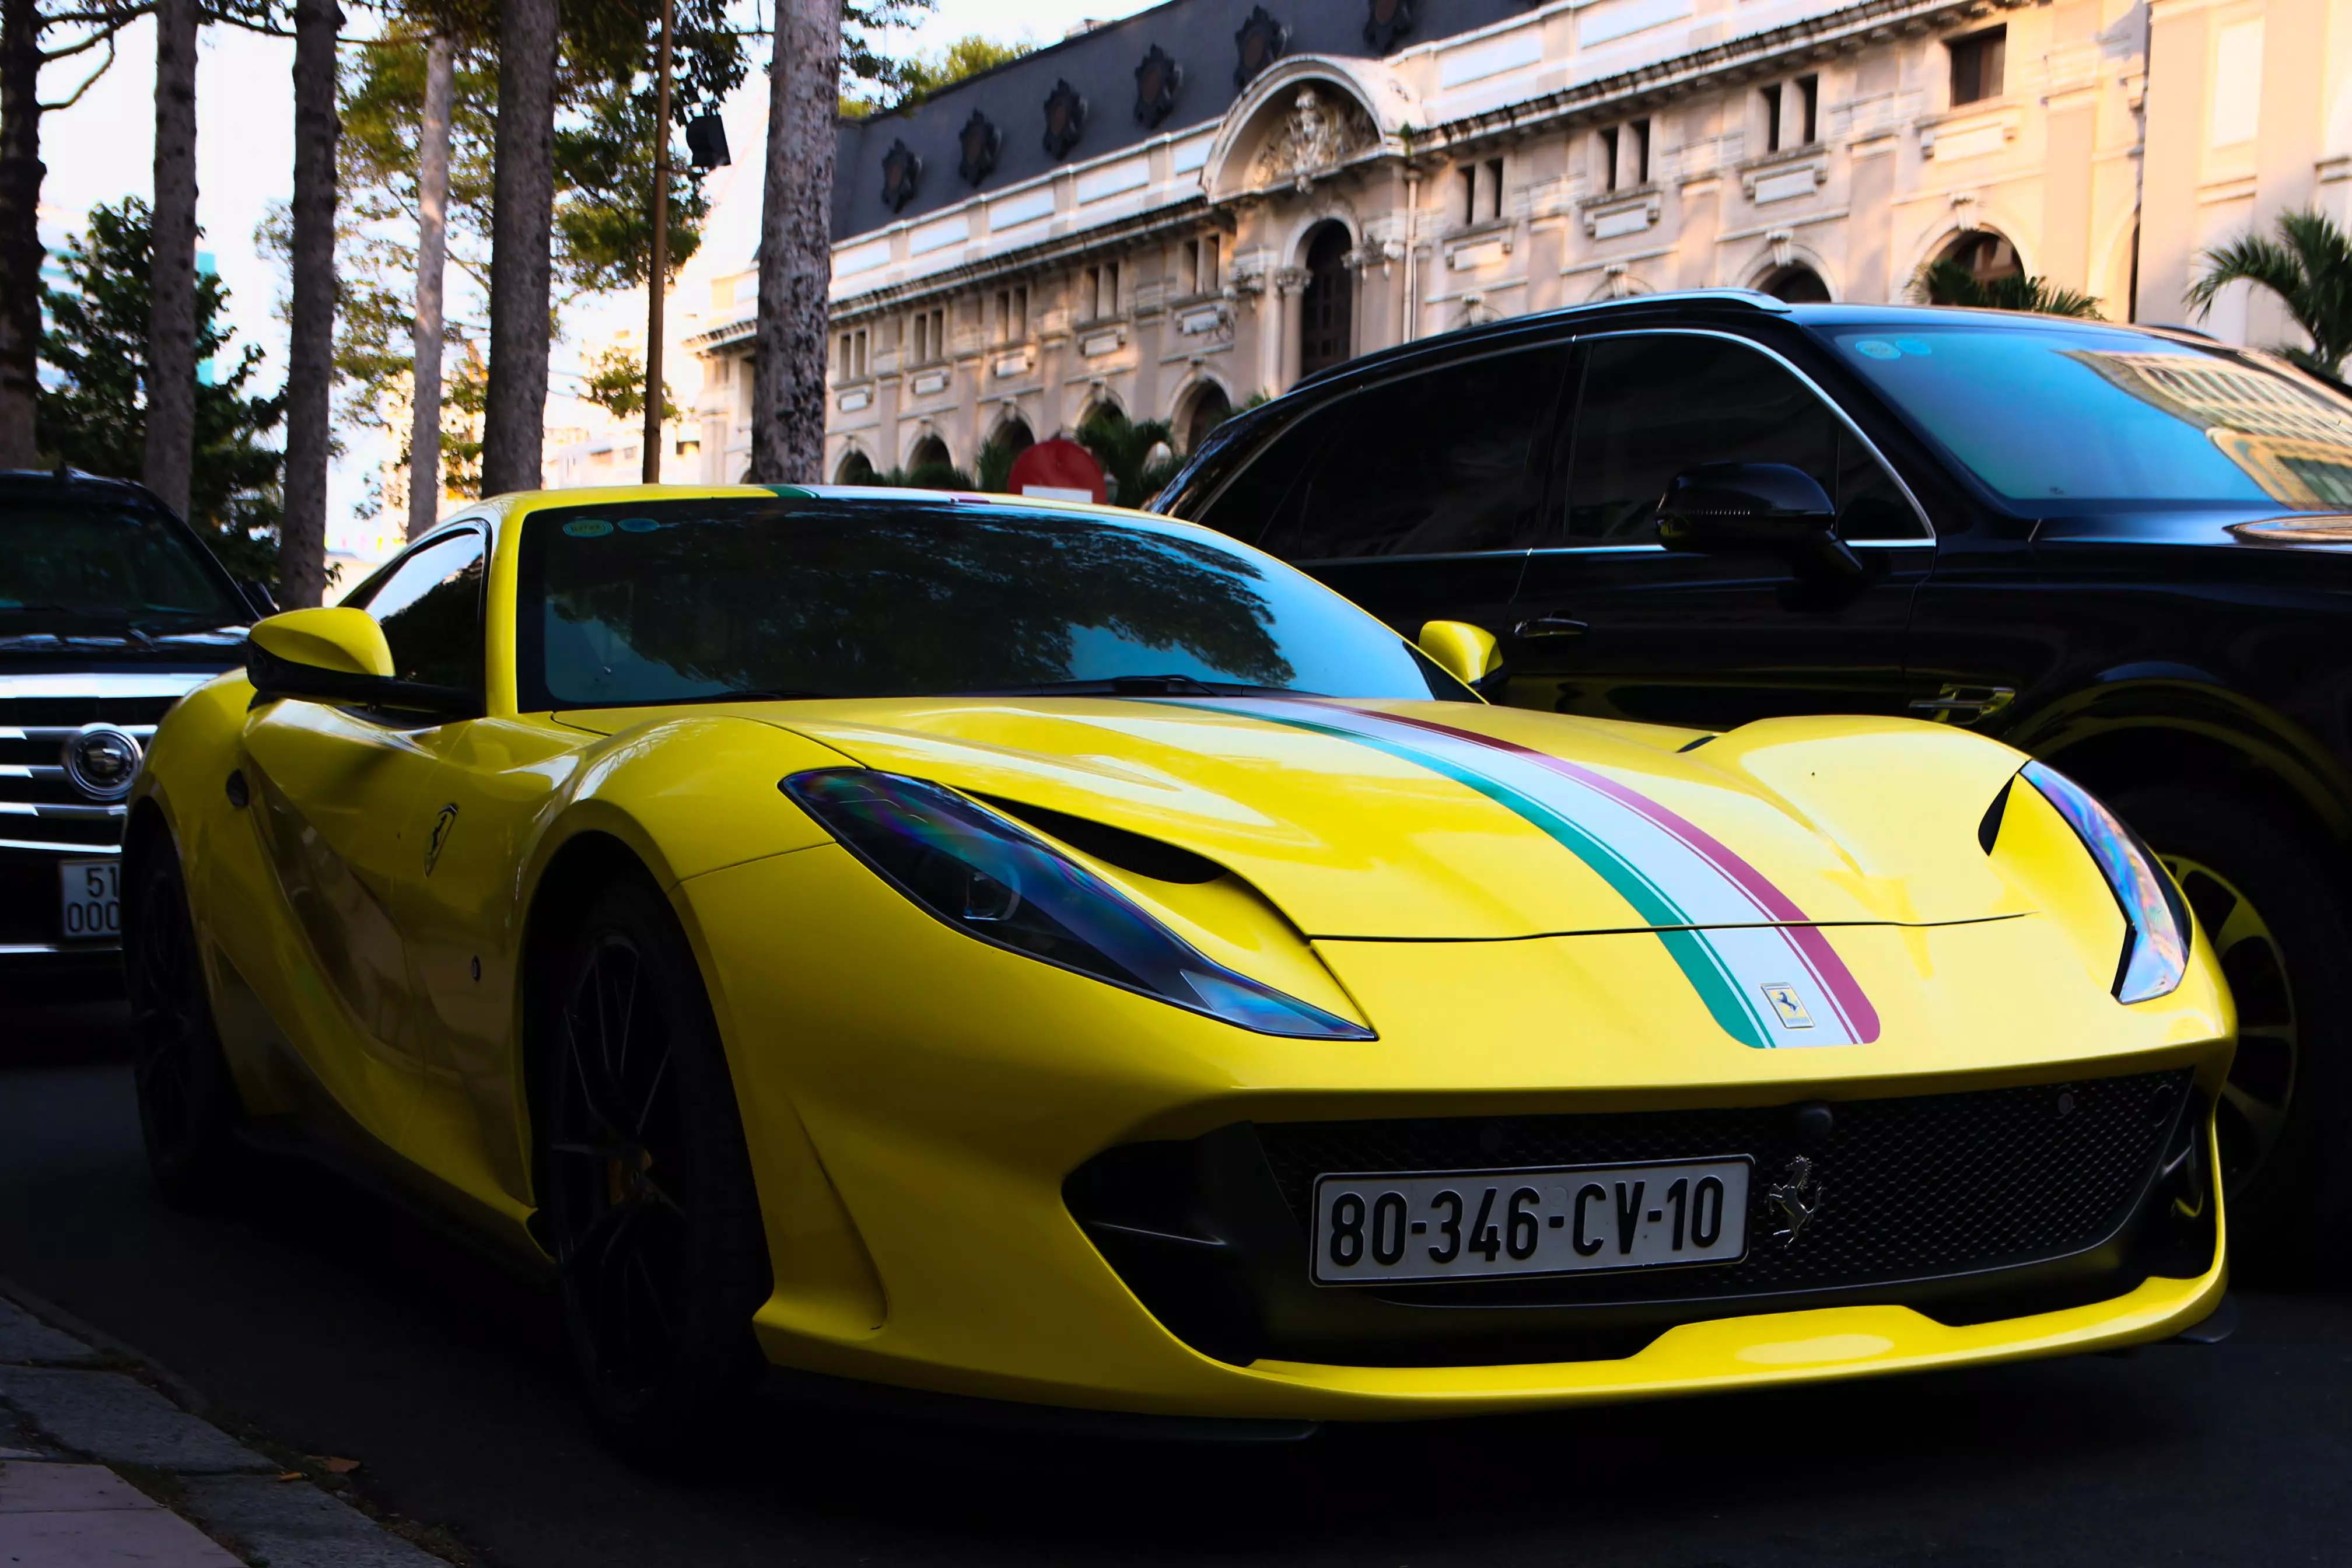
989, 415, 1034, 460
1759, 264, 1832, 303
1937, 229, 2022, 288
1180, 384, 1231, 453
835, 449, 876, 485
909, 434, 953, 471
1298, 222, 1354, 379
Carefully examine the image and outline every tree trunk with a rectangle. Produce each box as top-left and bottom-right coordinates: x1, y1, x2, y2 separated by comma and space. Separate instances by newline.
144, 0, 198, 519
406, 33, 452, 541
0, 0, 44, 469
480, 0, 556, 497
750, 0, 838, 485
279, 0, 340, 607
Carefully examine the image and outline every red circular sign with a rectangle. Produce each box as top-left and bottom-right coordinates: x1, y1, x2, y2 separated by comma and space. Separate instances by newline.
1006, 438, 1107, 505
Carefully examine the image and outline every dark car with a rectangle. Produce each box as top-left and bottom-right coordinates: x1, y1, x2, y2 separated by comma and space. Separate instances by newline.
1156, 290, 2352, 1270
2, 472, 264, 995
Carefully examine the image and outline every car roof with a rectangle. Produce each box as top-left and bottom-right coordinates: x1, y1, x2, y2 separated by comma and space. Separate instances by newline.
0, 468, 177, 514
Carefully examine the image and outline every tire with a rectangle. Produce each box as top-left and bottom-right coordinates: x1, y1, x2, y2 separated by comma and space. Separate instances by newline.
2108, 780, 2352, 1278
123, 831, 251, 1209
538, 876, 773, 1462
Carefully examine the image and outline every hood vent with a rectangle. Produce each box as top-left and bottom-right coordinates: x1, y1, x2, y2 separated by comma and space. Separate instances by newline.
978, 794, 1225, 885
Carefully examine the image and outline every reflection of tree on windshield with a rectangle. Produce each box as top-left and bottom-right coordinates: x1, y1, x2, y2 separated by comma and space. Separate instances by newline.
538, 501, 1296, 701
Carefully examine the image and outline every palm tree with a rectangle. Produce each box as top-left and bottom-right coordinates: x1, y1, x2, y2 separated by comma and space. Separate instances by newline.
144, 0, 198, 519
1911, 260, 2104, 318
278, 0, 340, 608
480, 0, 558, 496
1076, 406, 1182, 508
2188, 208, 2352, 379
750, 0, 838, 484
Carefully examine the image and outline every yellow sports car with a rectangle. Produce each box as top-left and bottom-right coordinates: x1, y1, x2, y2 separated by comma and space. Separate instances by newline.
125, 484, 2228, 1452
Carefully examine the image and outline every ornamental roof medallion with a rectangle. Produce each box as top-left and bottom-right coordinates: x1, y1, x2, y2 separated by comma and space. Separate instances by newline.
1364, 0, 1415, 51
1134, 43, 1184, 127
1042, 78, 1089, 159
1234, 6, 1289, 88
880, 138, 923, 213
1250, 85, 1373, 192
957, 110, 1002, 186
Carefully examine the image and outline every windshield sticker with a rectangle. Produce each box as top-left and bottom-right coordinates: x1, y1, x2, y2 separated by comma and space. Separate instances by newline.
1161, 698, 1881, 1050
1852, 339, 1901, 360
562, 518, 614, 537
1895, 337, 1933, 356
617, 516, 664, 533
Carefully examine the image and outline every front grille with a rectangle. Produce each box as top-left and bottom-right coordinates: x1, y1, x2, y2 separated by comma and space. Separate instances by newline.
1256, 1070, 2193, 1301
0, 692, 181, 852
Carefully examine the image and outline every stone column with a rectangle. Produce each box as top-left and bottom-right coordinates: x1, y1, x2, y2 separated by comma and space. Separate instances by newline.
1275, 266, 1307, 393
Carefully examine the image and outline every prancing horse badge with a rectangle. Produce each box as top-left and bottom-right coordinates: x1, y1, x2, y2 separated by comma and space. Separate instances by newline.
1760, 982, 1815, 1030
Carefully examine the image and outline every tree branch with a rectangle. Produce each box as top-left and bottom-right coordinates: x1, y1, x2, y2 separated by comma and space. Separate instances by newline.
37, 28, 114, 108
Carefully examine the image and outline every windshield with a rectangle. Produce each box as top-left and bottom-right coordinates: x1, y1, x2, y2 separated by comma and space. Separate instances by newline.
516, 496, 1468, 709
1, 501, 247, 629
1821, 323, 2352, 510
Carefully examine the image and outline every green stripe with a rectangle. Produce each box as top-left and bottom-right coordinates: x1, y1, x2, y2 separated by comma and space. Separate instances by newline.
1189, 705, 1771, 1048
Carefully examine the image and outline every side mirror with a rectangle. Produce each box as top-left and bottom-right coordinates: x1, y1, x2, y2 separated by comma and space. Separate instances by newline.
1418, 620, 1505, 698
1657, 463, 1857, 578
246, 608, 478, 721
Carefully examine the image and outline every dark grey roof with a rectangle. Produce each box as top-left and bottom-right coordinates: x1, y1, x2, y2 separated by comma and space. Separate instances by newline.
832, 0, 1536, 240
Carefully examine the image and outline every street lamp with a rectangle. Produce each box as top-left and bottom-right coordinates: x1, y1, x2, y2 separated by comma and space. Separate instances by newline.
642, 5, 732, 485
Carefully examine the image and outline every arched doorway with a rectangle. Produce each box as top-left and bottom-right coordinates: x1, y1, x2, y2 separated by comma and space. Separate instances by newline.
908, 433, 953, 471
1298, 222, 1354, 379
990, 415, 1034, 459
1759, 264, 1832, 303
835, 448, 876, 484
1936, 229, 2022, 289
1180, 383, 1231, 452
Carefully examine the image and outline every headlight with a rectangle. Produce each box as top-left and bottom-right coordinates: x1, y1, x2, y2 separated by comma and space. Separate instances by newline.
782, 769, 1374, 1040
2019, 761, 2190, 1004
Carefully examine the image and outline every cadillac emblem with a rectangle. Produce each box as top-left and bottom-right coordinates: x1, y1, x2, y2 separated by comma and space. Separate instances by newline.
1364, 0, 1415, 51
1233, 5, 1289, 88
1042, 78, 1088, 160
1767, 1156, 1824, 1249
957, 110, 1001, 186
1133, 43, 1183, 127
879, 138, 922, 213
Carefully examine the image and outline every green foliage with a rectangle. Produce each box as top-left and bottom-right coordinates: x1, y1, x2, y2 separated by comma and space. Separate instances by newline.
1910, 260, 2104, 318
1077, 406, 1182, 508
974, 436, 1017, 493
2188, 207, 2352, 379
579, 343, 677, 423
38, 200, 286, 584
850, 460, 973, 490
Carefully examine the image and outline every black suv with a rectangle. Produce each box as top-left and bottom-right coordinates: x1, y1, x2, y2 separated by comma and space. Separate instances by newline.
2, 472, 264, 994
1156, 290, 2352, 1270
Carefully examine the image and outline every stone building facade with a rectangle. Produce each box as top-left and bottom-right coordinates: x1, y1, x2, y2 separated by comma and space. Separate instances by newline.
671, 0, 2350, 485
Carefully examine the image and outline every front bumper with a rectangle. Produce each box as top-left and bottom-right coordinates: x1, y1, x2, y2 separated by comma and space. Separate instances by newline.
680, 845, 2234, 1421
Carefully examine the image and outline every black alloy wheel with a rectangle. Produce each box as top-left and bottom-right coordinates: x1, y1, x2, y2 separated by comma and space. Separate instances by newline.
124, 833, 250, 1208
2112, 781, 2352, 1278
541, 877, 771, 1461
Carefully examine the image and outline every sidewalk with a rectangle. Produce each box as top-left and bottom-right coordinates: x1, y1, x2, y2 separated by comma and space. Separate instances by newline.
0, 1290, 448, 1567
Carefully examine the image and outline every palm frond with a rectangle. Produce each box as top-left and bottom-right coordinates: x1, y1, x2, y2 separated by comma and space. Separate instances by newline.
1908, 260, 2101, 317
2186, 233, 2304, 314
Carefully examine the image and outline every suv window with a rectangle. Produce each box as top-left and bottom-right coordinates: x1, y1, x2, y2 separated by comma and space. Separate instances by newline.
1567, 332, 1919, 543
1204, 346, 1568, 561
348, 528, 486, 692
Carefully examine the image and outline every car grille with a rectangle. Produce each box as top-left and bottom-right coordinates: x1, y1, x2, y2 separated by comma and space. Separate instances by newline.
1255, 1068, 2195, 1301
0, 692, 180, 853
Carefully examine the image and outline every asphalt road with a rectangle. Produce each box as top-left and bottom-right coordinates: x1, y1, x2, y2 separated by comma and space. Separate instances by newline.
5, 1002, 2350, 1568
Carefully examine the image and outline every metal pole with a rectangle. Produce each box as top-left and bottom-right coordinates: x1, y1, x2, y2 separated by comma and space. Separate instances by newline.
641, 0, 674, 484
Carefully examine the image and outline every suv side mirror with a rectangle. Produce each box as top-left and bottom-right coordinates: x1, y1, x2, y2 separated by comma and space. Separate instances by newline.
246, 608, 478, 721
1418, 619, 1505, 698
1657, 463, 1858, 578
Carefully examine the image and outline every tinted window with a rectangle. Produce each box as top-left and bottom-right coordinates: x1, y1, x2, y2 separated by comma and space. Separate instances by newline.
1824, 323, 2352, 509
350, 529, 485, 691
0, 502, 246, 629
516, 498, 1467, 710
1211, 346, 1566, 560
1568, 333, 1918, 542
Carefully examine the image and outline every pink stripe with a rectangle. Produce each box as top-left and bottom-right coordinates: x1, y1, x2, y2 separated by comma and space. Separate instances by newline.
1311, 704, 1882, 1044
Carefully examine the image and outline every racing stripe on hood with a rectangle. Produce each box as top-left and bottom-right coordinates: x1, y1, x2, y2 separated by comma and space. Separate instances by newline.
1166, 698, 1880, 1049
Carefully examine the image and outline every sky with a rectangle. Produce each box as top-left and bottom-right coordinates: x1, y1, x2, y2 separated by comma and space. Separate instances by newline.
34, 0, 1160, 558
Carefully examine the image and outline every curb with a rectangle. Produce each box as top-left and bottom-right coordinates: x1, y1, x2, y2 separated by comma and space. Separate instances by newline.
0, 1279, 472, 1567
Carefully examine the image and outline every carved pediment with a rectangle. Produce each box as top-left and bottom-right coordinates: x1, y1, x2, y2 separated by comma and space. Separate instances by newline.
1248, 85, 1377, 192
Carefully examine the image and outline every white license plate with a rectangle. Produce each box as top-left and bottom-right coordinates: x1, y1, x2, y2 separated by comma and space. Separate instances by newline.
1312, 1157, 1751, 1286
58, 859, 121, 942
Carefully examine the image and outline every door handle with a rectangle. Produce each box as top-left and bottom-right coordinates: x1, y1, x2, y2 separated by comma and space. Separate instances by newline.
1513, 614, 1589, 639
1908, 684, 2016, 723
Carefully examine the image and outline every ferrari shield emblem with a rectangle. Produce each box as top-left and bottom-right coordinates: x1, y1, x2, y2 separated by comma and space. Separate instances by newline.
1760, 983, 1815, 1030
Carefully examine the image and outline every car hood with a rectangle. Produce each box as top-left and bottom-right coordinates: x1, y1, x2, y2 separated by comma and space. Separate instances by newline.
566, 695, 2039, 946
